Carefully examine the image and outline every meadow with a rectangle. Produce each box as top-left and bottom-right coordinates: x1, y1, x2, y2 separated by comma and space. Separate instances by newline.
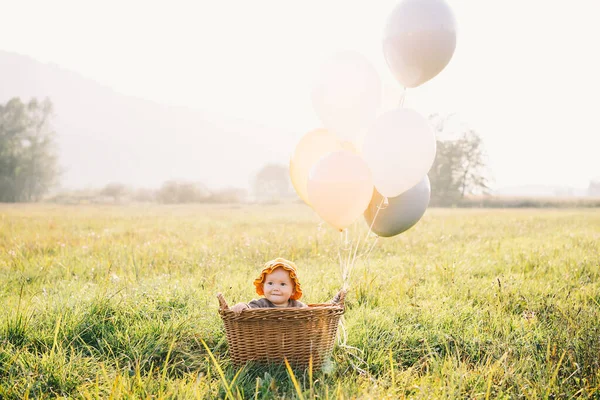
0, 204, 599, 399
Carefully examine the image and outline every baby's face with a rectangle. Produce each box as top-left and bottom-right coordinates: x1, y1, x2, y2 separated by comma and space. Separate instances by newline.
262, 267, 295, 307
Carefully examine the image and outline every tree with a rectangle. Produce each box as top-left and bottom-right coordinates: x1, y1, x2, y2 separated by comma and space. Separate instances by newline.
100, 182, 130, 202
428, 114, 491, 206
589, 178, 600, 197
156, 180, 210, 204
252, 163, 292, 202
0, 97, 60, 202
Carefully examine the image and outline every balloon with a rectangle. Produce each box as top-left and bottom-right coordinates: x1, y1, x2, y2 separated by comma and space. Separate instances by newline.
364, 175, 431, 237
362, 108, 436, 198
307, 150, 373, 231
290, 129, 346, 206
311, 51, 382, 145
383, 0, 457, 88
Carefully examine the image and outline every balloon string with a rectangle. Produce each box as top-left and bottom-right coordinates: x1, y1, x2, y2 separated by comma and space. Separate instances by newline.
356, 197, 386, 266
361, 234, 380, 265
338, 230, 345, 284
339, 222, 362, 291
399, 86, 406, 108
338, 231, 345, 284
339, 228, 352, 289
339, 196, 386, 291
364, 197, 386, 243
349, 221, 361, 282
345, 228, 352, 286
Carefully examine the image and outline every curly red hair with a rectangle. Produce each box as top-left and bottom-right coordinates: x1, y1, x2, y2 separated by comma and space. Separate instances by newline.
253, 258, 303, 300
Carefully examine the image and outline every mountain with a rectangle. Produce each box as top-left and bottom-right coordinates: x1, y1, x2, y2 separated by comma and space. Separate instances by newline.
0, 50, 294, 190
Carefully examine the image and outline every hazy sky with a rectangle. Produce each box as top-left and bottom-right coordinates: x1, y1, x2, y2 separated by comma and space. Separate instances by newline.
2, 0, 599, 189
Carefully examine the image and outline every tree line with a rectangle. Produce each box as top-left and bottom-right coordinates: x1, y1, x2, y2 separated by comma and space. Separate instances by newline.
6, 96, 597, 205
0, 96, 507, 205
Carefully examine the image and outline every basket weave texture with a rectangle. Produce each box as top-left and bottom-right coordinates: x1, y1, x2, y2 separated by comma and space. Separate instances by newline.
217, 291, 345, 368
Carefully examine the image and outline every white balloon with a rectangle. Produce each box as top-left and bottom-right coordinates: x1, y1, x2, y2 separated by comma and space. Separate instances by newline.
307, 150, 373, 231
383, 0, 457, 88
311, 51, 382, 145
362, 108, 436, 198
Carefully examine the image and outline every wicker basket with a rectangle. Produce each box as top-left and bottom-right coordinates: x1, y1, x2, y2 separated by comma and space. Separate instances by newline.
217, 290, 346, 368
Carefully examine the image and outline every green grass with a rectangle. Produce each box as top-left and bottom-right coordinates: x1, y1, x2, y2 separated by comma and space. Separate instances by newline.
1, 204, 599, 399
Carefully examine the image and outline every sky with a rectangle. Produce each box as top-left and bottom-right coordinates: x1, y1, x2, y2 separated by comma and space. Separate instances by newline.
1, 0, 599, 190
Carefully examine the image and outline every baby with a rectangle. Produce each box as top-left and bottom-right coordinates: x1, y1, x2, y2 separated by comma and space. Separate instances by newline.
231, 257, 308, 313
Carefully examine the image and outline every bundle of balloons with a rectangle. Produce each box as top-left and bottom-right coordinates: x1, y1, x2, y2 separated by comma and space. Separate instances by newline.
290, 0, 457, 238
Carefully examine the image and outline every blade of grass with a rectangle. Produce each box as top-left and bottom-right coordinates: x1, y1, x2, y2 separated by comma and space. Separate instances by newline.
161, 336, 177, 382
109, 373, 119, 400
200, 339, 235, 400
545, 350, 567, 399
389, 349, 395, 388
485, 352, 507, 400
284, 358, 305, 400
230, 366, 244, 388
309, 355, 313, 399
50, 313, 62, 356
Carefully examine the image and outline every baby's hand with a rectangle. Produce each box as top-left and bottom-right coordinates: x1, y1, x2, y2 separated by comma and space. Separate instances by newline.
231, 303, 249, 314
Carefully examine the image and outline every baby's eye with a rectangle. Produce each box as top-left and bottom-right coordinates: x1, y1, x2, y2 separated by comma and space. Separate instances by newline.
281, 283, 286, 286
267, 282, 273, 285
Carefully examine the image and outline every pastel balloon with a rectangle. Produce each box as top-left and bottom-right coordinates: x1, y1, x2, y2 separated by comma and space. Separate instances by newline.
364, 175, 430, 237
362, 108, 436, 198
307, 151, 373, 231
311, 51, 382, 145
383, 0, 457, 88
290, 129, 346, 205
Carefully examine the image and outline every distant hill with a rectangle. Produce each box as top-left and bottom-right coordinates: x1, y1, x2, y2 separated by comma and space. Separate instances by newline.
0, 50, 294, 190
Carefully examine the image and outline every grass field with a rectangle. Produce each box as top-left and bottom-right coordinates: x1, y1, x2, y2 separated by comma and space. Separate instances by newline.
1, 204, 599, 399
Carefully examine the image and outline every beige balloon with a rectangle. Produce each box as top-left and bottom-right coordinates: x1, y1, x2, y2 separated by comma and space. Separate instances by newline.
307, 150, 373, 231
290, 129, 346, 205
311, 51, 382, 145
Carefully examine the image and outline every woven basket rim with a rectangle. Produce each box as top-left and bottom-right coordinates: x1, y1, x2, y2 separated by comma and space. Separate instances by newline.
222, 303, 343, 311
219, 303, 344, 318
217, 290, 347, 314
